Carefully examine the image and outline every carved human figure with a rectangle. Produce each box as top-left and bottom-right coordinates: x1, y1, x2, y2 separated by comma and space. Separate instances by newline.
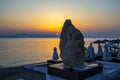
87, 43, 95, 59
103, 44, 112, 61
117, 47, 120, 60
59, 19, 85, 67
52, 47, 59, 60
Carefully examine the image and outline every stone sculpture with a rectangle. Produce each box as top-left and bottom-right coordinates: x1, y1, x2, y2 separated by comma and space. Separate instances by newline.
52, 47, 59, 60
87, 43, 95, 59
103, 44, 112, 61
97, 43, 103, 57
59, 19, 85, 68
117, 47, 120, 60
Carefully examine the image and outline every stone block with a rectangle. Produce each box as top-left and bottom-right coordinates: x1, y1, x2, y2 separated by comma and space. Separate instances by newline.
47, 63, 103, 80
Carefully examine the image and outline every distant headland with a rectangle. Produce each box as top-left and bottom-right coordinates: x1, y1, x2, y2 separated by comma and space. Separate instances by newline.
0, 33, 119, 38
0, 33, 59, 38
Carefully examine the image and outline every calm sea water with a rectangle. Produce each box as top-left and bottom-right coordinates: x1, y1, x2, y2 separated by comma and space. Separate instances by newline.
0, 38, 116, 68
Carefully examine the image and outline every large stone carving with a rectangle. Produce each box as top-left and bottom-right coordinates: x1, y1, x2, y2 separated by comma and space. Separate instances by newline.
59, 19, 85, 68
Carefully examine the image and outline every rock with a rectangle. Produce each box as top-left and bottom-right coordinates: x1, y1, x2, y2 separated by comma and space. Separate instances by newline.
59, 19, 85, 68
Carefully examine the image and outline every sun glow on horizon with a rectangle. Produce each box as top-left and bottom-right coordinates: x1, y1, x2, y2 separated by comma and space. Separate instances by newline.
29, 13, 79, 34
0, 0, 120, 35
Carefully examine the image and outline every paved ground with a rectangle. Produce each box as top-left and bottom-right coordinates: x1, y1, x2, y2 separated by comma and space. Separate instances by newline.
0, 61, 120, 80
0, 66, 46, 80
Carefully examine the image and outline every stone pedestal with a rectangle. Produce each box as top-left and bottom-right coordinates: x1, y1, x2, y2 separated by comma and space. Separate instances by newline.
47, 63, 103, 80
47, 60, 62, 64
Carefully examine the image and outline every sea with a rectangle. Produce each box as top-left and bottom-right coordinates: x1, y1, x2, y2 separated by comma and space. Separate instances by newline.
0, 38, 118, 68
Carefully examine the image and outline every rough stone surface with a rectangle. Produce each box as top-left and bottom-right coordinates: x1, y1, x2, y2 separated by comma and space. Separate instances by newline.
59, 19, 85, 67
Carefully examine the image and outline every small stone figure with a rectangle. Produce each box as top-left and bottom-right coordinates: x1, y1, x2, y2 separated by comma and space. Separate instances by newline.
87, 43, 95, 59
52, 47, 59, 60
103, 44, 112, 61
59, 19, 85, 68
85, 47, 89, 58
97, 43, 103, 57
117, 47, 120, 60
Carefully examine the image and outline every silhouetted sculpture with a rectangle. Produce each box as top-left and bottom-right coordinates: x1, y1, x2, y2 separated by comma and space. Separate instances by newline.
117, 47, 120, 60
103, 44, 112, 61
87, 43, 95, 59
59, 19, 85, 68
97, 43, 103, 57
52, 47, 59, 60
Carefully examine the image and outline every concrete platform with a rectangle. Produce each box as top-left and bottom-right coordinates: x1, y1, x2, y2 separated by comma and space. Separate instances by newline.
47, 63, 103, 80
47, 59, 62, 64
46, 68, 118, 80
46, 61, 120, 80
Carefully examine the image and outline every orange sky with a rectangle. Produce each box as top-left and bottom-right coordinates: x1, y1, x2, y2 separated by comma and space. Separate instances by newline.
0, 0, 120, 36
